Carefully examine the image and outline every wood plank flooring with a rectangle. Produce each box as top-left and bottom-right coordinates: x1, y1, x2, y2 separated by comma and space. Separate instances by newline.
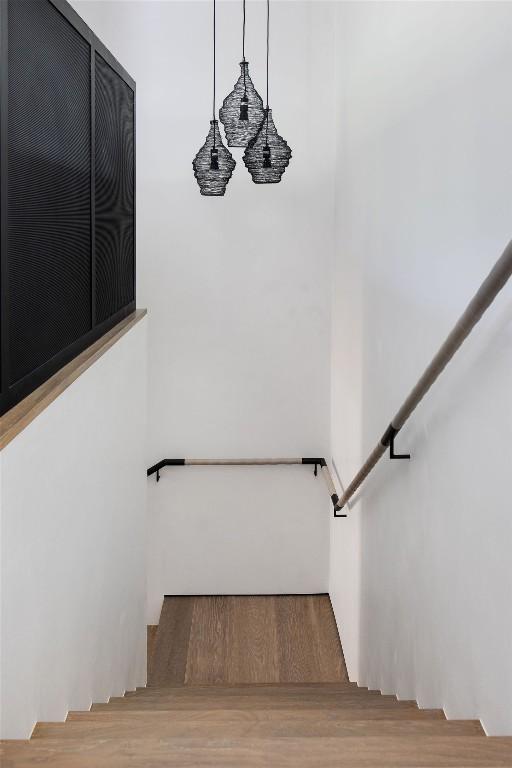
149, 595, 347, 686
2, 595, 512, 767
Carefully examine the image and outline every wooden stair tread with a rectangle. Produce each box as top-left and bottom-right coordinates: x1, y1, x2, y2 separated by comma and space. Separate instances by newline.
127, 682, 368, 693
3, 736, 512, 767
75, 705, 447, 720
91, 694, 421, 711
33, 711, 484, 739
111, 686, 398, 701
144, 681, 360, 691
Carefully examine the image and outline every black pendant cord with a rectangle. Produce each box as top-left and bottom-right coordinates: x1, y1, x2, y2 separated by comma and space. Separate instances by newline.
212, 0, 216, 146
265, 0, 270, 142
242, 0, 291, 183
242, 0, 247, 94
194, 0, 236, 193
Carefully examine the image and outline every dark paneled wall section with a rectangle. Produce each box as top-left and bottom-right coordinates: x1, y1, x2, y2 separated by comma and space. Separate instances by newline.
95, 53, 135, 324
0, 0, 136, 415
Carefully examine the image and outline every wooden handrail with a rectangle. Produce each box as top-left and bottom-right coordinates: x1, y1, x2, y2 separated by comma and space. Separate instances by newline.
147, 456, 346, 516
335, 240, 512, 511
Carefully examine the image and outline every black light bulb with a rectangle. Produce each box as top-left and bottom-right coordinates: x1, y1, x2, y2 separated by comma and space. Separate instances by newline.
262, 144, 271, 168
239, 94, 249, 121
210, 147, 219, 170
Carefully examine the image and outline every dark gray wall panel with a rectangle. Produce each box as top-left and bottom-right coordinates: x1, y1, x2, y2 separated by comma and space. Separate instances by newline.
95, 53, 134, 324
7, 0, 91, 385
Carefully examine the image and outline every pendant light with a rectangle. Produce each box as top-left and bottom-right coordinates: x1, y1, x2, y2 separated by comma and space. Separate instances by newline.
219, 0, 265, 147
193, 0, 236, 196
243, 0, 291, 184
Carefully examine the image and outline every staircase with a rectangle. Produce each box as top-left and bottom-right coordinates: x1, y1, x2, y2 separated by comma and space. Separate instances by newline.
2, 596, 511, 767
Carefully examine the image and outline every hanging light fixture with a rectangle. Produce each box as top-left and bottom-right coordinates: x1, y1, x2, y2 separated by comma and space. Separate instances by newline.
243, 0, 291, 183
193, 0, 235, 196
219, 0, 265, 147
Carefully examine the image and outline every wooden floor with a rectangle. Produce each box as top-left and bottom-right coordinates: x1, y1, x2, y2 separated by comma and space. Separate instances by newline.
148, 595, 348, 686
2, 595, 512, 767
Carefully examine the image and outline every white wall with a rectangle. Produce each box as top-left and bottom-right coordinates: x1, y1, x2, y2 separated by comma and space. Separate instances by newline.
72, 1, 335, 623
0, 320, 148, 739
331, 1, 512, 735
4, 0, 510, 740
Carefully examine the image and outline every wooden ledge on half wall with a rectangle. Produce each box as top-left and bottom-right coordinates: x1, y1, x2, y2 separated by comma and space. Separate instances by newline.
0, 309, 147, 451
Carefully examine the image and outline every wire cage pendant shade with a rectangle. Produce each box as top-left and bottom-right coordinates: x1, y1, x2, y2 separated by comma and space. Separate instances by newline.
193, 120, 236, 196
219, 61, 265, 147
193, 0, 235, 196
243, 0, 291, 184
243, 108, 291, 183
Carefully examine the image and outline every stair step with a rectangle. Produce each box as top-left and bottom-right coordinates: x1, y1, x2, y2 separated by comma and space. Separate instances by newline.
33, 710, 483, 739
73, 705, 446, 721
3, 736, 512, 767
91, 692, 420, 711
141, 682, 361, 692
128, 682, 365, 694
116, 684, 388, 701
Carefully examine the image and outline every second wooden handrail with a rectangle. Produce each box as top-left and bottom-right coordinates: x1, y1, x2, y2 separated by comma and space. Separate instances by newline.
335, 240, 512, 511
147, 456, 345, 516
